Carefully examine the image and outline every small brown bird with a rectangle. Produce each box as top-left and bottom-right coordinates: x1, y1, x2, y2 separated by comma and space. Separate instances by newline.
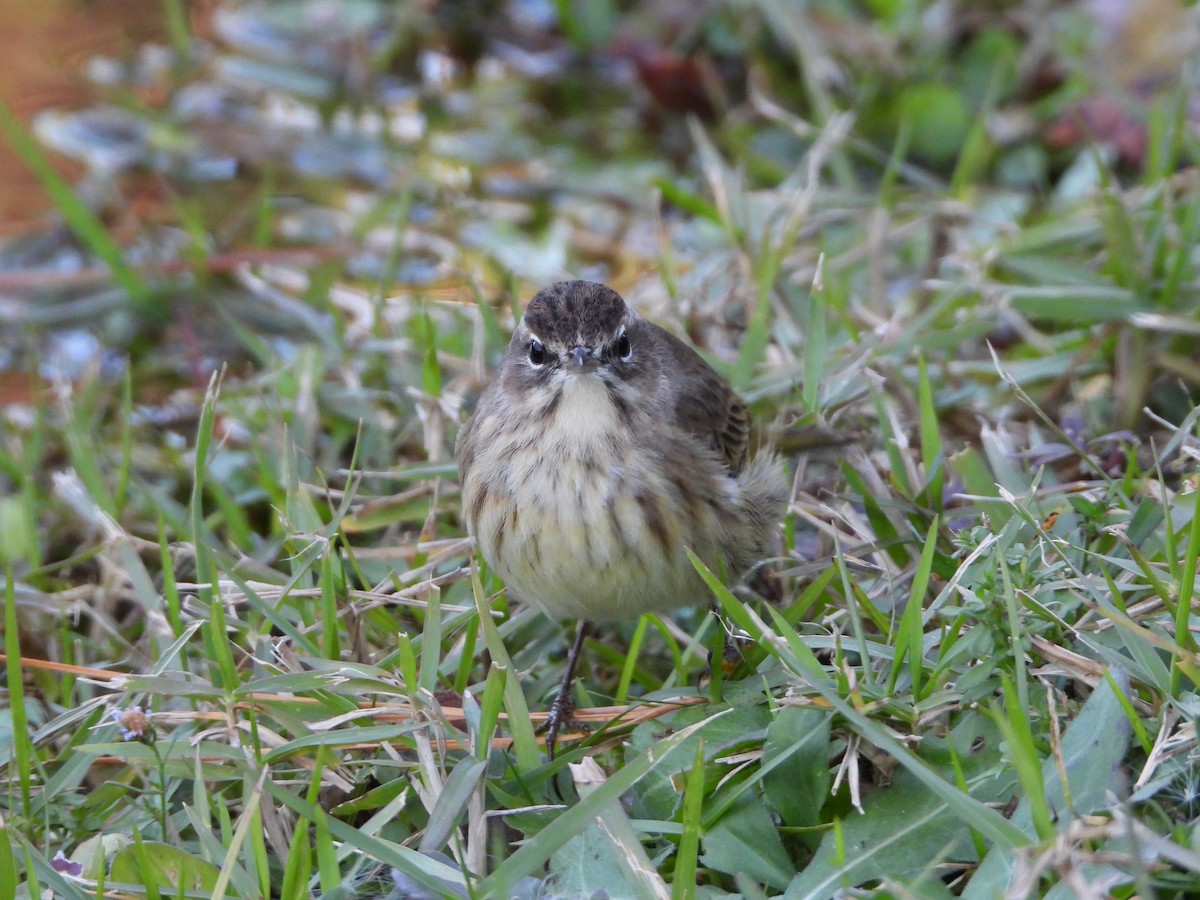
456, 280, 786, 755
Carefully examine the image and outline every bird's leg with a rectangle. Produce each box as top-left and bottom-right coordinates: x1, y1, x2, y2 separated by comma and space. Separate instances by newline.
540, 620, 592, 760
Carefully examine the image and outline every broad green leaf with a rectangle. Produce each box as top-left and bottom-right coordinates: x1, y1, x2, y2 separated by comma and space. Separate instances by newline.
762, 707, 832, 829
787, 713, 1013, 898
548, 823, 649, 899
701, 795, 794, 890
549, 758, 669, 900
479, 709, 736, 894
110, 842, 221, 892
629, 698, 770, 821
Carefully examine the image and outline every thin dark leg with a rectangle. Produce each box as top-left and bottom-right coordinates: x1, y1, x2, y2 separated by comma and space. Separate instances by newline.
542, 620, 591, 760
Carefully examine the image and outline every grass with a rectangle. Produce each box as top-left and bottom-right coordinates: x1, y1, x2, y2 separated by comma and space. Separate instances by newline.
3, 1, 1200, 897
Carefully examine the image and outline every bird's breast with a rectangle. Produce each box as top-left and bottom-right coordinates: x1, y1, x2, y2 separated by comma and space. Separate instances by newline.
460, 373, 751, 621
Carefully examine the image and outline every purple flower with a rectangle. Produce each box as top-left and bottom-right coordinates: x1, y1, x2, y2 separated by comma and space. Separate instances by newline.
52, 851, 83, 877
111, 705, 151, 741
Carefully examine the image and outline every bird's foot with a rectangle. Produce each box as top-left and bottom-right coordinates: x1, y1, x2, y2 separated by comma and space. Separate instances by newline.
538, 686, 592, 760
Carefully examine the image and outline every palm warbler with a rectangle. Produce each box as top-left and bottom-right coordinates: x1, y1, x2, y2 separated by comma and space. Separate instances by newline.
457, 280, 786, 753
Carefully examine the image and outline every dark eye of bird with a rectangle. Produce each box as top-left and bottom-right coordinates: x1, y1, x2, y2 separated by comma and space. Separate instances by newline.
529, 340, 546, 365
616, 332, 631, 359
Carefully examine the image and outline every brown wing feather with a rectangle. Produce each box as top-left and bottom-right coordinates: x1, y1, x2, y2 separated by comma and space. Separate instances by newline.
657, 328, 749, 474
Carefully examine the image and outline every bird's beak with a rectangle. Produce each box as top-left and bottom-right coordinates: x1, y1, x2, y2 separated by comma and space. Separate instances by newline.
568, 346, 595, 369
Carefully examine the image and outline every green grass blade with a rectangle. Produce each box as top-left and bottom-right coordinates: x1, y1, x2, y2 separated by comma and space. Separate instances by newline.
672, 743, 706, 900
993, 676, 1052, 841
470, 564, 540, 771
891, 517, 938, 697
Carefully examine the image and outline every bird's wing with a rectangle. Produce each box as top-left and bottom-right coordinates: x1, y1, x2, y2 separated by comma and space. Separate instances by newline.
660, 329, 749, 474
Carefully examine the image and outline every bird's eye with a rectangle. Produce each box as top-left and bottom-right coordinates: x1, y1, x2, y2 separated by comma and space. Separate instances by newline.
616, 331, 631, 359
529, 340, 546, 365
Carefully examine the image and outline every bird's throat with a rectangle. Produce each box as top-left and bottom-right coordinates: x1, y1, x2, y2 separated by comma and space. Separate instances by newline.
552, 374, 621, 442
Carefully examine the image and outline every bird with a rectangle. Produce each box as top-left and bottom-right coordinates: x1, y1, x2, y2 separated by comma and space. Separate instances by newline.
456, 280, 787, 756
